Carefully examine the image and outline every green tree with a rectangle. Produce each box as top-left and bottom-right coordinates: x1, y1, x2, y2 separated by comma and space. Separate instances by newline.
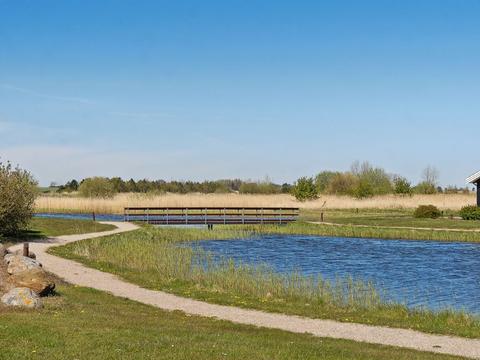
354, 179, 374, 199
393, 176, 412, 195
314, 171, 338, 194
78, 177, 117, 198
327, 173, 358, 196
351, 161, 393, 196
0, 161, 37, 235
292, 177, 318, 201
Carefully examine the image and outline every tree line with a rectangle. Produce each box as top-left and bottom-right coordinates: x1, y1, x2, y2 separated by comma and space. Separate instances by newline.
50, 161, 471, 200
55, 177, 292, 198
292, 162, 471, 201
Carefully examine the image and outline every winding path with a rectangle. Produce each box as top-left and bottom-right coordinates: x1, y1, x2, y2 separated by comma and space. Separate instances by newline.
9, 222, 480, 359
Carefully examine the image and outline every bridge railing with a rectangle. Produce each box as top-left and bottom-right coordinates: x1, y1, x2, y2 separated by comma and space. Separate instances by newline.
124, 207, 300, 225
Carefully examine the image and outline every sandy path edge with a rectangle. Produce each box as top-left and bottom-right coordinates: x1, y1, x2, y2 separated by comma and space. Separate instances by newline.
8, 222, 480, 359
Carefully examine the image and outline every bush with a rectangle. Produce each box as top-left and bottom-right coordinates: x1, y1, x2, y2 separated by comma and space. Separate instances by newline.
0, 162, 37, 235
79, 177, 117, 198
414, 205, 441, 219
393, 176, 412, 195
314, 171, 339, 194
327, 173, 358, 196
353, 179, 374, 199
414, 181, 437, 194
292, 177, 318, 201
459, 206, 480, 220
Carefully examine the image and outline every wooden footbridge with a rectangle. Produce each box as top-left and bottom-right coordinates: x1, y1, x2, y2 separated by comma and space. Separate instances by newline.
124, 207, 299, 226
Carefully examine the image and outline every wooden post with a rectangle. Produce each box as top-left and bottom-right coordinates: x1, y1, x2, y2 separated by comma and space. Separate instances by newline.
23, 242, 29, 257
320, 212, 324, 222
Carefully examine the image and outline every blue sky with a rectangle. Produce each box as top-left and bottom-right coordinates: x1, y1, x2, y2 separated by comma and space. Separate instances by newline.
1, 0, 479, 186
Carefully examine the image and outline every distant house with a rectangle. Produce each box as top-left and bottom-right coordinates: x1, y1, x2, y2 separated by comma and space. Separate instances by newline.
466, 171, 480, 206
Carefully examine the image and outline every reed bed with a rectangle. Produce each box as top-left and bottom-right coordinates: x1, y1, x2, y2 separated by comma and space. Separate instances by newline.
51, 226, 480, 338
239, 222, 480, 242
36, 192, 475, 214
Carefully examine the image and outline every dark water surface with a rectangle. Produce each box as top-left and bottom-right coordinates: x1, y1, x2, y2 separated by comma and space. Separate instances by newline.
192, 235, 480, 313
35, 213, 123, 221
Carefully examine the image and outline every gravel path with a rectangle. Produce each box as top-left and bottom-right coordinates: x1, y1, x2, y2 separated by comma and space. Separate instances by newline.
9, 222, 480, 359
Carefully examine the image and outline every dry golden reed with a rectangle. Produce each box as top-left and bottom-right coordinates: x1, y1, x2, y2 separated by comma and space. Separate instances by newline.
35, 192, 475, 214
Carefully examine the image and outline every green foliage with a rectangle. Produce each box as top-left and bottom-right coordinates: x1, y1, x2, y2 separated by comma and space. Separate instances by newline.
393, 176, 412, 195
353, 179, 374, 199
292, 177, 318, 201
459, 206, 480, 220
0, 161, 37, 235
58, 179, 79, 192
239, 181, 281, 194
314, 171, 339, 193
414, 205, 442, 219
327, 173, 358, 196
414, 181, 437, 194
78, 177, 117, 198
351, 161, 393, 196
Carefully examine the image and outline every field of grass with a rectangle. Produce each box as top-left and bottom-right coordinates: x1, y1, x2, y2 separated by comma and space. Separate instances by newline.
35, 192, 476, 214
301, 209, 480, 230
1, 218, 116, 243
50, 226, 480, 338
0, 284, 462, 360
244, 221, 480, 243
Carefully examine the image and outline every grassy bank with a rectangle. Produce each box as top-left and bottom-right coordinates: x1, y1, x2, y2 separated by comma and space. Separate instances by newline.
0, 285, 462, 360
1, 218, 116, 245
247, 221, 480, 242
50, 226, 480, 338
301, 209, 480, 230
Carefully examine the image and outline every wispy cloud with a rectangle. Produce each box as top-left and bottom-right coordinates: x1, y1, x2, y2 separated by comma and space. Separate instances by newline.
0, 83, 95, 105
108, 111, 172, 119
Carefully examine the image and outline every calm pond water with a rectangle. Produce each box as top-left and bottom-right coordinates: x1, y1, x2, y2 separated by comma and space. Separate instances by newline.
192, 235, 480, 313
35, 213, 123, 221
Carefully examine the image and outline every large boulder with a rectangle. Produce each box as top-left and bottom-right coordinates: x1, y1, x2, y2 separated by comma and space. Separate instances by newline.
9, 268, 55, 296
1, 287, 42, 309
4, 255, 42, 275
12, 249, 36, 260
0, 263, 13, 294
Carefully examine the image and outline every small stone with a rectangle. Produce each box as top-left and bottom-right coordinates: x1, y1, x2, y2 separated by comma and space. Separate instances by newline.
5, 255, 42, 275
1, 287, 42, 309
9, 268, 55, 296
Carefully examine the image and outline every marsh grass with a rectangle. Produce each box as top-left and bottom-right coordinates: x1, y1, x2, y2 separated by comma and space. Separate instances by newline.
238, 222, 480, 242
36, 192, 475, 214
51, 225, 480, 338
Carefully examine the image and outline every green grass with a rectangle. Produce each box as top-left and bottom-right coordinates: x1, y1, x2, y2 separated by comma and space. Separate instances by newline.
50, 226, 480, 338
0, 285, 463, 360
248, 221, 480, 242
301, 209, 480, 230
1, 218, 117, 243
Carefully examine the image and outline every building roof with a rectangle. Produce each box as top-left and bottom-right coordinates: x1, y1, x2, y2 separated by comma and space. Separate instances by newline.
466, 170, 480, 184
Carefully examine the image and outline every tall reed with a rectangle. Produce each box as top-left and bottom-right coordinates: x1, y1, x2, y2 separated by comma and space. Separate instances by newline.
36, 193, 475, 214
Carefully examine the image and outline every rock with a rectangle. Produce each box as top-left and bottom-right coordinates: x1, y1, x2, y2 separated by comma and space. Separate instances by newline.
12, 249, 36, 259
9, 268, 55, 296
0, 263, 13, 293
5, 255, 42, 275
1, 287, 42, 309
0, 244, 7, 257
